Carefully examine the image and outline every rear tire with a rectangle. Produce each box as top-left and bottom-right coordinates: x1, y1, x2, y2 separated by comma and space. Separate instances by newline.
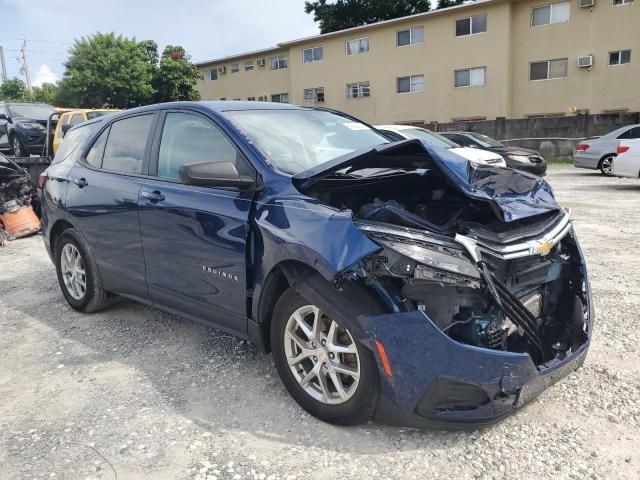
54, 229, 108, 313
271, 288, 380, 426
599, 154, 615, 176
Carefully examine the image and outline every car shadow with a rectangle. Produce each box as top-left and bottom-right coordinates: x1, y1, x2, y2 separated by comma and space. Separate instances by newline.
2, 267, 505, 455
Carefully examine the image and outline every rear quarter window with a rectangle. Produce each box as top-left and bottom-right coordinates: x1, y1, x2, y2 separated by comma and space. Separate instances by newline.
52, 123, 99, 165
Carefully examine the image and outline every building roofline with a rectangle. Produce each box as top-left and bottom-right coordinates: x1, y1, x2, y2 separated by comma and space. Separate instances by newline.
195, 0, 499, 67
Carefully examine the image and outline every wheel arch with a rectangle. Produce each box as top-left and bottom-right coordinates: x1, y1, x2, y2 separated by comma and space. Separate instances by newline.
252, 260, 318, 353
598, 152, 617, 167
49, 219, 75, 254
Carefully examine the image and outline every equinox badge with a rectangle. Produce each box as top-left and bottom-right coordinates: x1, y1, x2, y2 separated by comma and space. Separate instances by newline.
202, 266, 239, 282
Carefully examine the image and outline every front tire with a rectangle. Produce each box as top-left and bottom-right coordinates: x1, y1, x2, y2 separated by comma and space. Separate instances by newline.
271, 288, 379, 425
599, 154, 615, 176
11, 135, 24, 158
54, 229, 108, 313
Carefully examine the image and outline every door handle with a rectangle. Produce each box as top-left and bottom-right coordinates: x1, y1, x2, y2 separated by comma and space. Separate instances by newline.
141, 190, 165, 202
72, 177, 88, 188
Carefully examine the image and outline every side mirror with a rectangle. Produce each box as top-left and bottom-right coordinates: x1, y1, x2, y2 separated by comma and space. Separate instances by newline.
0, 113, 7, 121
179, 161, 257, 190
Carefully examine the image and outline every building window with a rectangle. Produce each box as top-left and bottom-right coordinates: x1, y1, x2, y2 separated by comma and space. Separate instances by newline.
244, 61, 254, 71
455, 14, 487, 36
346, 38, 369, 55
531, 2, 570, 27
455, 67, 486, 87
303, 47, 324, 63
397, 75, 424, 93
204, 69, 218, 81
346, 81, 370, 99
231, 64, 239, 74
397, 27, 424, 47
609, 50, 631, 65
613, 0, 633, 5
303, 87, 325, 103
247, 96, 256, 101
271, 93, 289, 103
270, 55, 288, 70
529, 58, 568, 80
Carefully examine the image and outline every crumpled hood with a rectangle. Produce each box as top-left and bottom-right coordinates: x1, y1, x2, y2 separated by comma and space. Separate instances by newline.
293, 139, 559, 223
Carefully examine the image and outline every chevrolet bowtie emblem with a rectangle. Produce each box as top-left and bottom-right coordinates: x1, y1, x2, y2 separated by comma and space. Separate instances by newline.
533, 240, 554, 256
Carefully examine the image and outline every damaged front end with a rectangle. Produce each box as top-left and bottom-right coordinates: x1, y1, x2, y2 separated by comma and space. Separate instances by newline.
295, 140, 592, 428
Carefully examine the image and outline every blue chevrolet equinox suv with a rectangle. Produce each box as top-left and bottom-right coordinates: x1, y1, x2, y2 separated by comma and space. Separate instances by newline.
41, 102, 592, 428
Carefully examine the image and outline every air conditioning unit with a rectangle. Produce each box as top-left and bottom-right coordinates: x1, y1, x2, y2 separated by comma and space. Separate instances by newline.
579, 0, 595, 7
218, 66, 226, 74
577, 55, 593, 68
256, 58, 266, 67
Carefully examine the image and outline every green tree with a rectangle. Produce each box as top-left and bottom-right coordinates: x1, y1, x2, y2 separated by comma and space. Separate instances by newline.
29, 83, 59, 104
59, 32, 155, 108
0, 78, 28, 100
305, 0, 431, 34
437, 0, 463, 8
152, 45, 201, 103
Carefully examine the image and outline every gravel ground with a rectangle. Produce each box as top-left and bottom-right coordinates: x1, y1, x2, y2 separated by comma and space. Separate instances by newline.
1, 166, 639, 480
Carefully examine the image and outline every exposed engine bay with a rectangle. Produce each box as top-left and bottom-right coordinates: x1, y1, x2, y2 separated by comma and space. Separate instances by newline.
305, 168, 589, 367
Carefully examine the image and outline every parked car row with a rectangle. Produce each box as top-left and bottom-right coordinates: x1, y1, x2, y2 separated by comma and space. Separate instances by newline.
0, 101, 119, 159
40, 101, 592, 429
573, 123, 640, 177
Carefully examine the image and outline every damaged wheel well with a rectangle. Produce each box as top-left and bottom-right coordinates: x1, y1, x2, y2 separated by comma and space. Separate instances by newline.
256, 261, 317, 353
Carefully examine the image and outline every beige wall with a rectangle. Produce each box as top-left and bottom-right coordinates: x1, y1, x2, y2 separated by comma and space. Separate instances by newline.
510, 0, 640, 117
196, 0, 640, 123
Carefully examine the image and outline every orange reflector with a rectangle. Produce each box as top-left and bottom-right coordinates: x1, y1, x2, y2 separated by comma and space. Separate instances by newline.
374, 339, 393, 377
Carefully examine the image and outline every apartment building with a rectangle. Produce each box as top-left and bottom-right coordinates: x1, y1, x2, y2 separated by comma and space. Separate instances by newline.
196, 0, 640, 124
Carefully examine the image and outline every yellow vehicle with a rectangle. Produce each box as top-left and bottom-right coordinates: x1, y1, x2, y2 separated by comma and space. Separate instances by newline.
52, 109, 120, 154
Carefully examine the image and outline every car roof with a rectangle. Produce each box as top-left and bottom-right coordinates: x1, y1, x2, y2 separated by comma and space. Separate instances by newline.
104, 101, 307, 118
601, 124, 640, 138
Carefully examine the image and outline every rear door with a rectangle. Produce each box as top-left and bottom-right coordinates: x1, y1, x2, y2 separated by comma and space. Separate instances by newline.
65, 113, 158, 299
138, 109, 255, 334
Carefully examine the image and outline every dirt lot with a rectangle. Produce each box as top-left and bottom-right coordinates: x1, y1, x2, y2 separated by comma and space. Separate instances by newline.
1, 166, 639, 480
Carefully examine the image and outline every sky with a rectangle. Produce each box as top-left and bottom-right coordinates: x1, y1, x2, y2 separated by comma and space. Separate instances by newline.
0, 0, 319, 86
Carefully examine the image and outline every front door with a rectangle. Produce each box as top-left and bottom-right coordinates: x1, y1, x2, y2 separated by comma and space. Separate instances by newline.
138, 110, 254, 335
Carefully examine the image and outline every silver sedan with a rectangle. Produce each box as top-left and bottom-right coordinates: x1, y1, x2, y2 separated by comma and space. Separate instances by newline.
574, 124, 640, 176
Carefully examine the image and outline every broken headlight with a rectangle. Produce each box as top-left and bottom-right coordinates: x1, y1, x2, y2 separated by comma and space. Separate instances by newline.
359, 225, 480, 280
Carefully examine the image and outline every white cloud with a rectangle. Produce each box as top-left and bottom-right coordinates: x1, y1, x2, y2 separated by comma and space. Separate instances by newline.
33, 64, 59, 87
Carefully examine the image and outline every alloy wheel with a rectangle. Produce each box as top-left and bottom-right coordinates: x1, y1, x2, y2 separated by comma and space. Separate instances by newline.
12, 137, 22, 158
601, 156, 614, 176
284, 305, 360, 405
61, 243, 87, 300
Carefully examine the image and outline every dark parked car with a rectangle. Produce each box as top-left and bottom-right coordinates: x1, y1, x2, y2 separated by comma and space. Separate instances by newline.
40, 102, 591, 429
440, 131, 547, 175
0, 102, 55, 157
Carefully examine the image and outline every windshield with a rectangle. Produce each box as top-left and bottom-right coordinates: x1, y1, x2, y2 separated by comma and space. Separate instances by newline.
466, 132, 504, 148
8, 103, 54, 120
223, 109, 389, 175
399, 128, 459, 148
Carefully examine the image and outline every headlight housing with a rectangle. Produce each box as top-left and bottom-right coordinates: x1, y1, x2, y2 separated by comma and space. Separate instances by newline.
18, 122, 45, 130
358, 224, 481, 280
507, 154, 531, 163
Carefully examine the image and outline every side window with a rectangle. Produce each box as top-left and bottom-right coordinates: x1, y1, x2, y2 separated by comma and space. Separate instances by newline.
85, 128, 109, 168
52, 124, 99, 165
0, 104, 7, 117
157, 112, 243, 181
627, 127, 640, 139
101, 115, 154, 174
70, 113, 85, 126
617, 129, 632, 139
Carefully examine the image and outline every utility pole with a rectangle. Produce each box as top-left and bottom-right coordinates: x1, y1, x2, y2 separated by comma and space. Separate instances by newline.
20, 40, 32, 93
0, 46, 7, 83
